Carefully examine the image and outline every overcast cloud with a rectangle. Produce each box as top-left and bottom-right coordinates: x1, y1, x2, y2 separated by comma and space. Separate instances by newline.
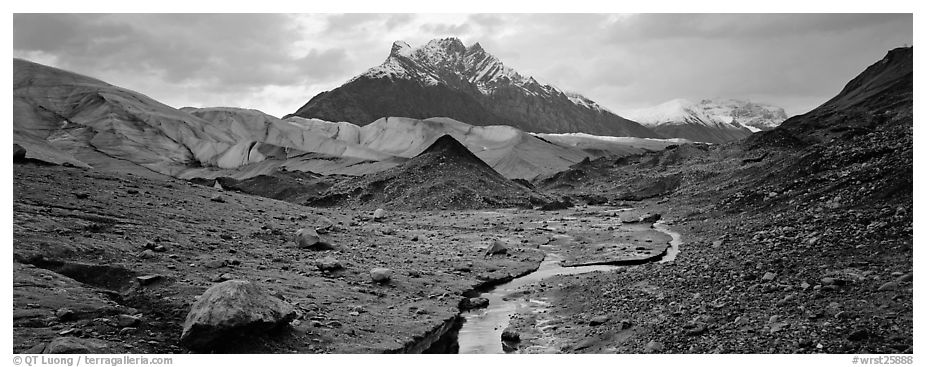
13, 13, 912, 118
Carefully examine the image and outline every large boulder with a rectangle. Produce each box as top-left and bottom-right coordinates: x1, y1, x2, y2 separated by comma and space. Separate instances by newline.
180, 280, 296, 350
294, 228, 334, 250
44, 337, 109, 354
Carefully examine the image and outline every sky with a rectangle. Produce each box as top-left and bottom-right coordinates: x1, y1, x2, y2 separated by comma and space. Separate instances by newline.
12, 13, 913, 118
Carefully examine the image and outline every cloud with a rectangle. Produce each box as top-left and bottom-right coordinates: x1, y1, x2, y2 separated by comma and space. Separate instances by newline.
13, 13, 913, 118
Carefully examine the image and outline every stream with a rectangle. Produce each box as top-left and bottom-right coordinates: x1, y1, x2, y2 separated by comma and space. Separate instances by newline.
454, 220, 683, 354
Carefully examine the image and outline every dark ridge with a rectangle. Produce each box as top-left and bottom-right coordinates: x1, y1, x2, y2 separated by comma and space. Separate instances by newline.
747, 46, 912, 148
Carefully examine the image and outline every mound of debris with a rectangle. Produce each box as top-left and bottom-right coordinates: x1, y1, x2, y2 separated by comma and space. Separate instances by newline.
308, 135, 548, 210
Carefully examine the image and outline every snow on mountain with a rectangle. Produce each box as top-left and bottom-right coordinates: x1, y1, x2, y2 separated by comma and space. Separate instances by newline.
624, 98, 788, 143
628, 98, 787, 131
289, 38, 657, 138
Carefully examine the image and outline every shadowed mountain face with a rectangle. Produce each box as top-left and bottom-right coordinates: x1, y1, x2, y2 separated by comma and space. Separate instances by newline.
308, 135, 548, 210
747, 47, 912, 148
288, 37, 660, 138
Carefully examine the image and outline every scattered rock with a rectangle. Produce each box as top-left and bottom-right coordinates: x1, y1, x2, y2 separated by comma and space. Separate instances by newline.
877, 281, 899, 291
589, 315, 610, 326
294, 228, 334, 251
640, 213, 662, 223
180, 280, 296, 350
761, 272, 777, 282
44, 337, 109, 354
136, 274, 163, 286
685, 323, 708, 336
55, 308, 75, 321
501, 328, 520, 342
372, 208, 387, 222
370, 268, 392, 283
460, 297, 489, 310
116, 314, 141, 327
315, 257, 342, 271
644, 340, 664, 353
485, 240, 508, 256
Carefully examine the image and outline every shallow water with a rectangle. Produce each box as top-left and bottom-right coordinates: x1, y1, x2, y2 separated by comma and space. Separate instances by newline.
456, 221, 682, 354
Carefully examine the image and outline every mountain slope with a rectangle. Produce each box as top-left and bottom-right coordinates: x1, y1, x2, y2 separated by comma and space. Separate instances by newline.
12, 59, 400, 179
308, 135, 547, 210
288, 38, 659, 138
748, 47, 912, 147
626, 99, 787, 143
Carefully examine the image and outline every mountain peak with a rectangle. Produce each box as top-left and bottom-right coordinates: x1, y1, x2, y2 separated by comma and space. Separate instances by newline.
289, 39, 660, 138
390, 41, 412, 58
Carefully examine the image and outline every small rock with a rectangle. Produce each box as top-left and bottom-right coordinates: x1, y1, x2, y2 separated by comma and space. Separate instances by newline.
44, 337, 109, 354
294, 228, 334, 251
55, 308, 75, 321
73, 192, 90, 200
685, 324, 708, 336
460, 297, 489, 310
116, 314, 141, 327
210, 194, 225, 203
136, 274, 163, 286
372, 208, 387, 222
315, 257, 342, 271
644, 340, 664, 353
137, 250, 157, 259
485, 240, 508, 256
501, 328, 520, 342
640, 213, 662, 223
761, 272, 777, 282
589, 315, 610, 326
769, 322, 790, 333
877, 281, 899, 291
370, 268, 392, 283
896, 272, 913, 282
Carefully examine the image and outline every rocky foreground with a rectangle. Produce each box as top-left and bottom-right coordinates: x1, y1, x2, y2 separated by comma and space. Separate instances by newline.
12, 163, 555, 353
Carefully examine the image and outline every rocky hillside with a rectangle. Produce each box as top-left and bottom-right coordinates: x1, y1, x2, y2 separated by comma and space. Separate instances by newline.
288, 38, 659, 138
309, 135, 548, 210
626, 99, 787, 143
748, 47, 912, 147
516, 47, 912, 354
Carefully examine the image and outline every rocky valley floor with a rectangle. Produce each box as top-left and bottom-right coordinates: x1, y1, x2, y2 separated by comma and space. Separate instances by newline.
13, 163, 676, 354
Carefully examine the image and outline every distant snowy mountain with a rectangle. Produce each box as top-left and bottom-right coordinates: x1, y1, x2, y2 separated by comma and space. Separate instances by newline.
625, 99, 788, 143
288, 37, 659, 138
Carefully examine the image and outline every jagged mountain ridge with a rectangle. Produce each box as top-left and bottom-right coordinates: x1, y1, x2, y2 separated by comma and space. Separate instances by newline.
288, 37, 660, 138
626, 99, 788, 144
